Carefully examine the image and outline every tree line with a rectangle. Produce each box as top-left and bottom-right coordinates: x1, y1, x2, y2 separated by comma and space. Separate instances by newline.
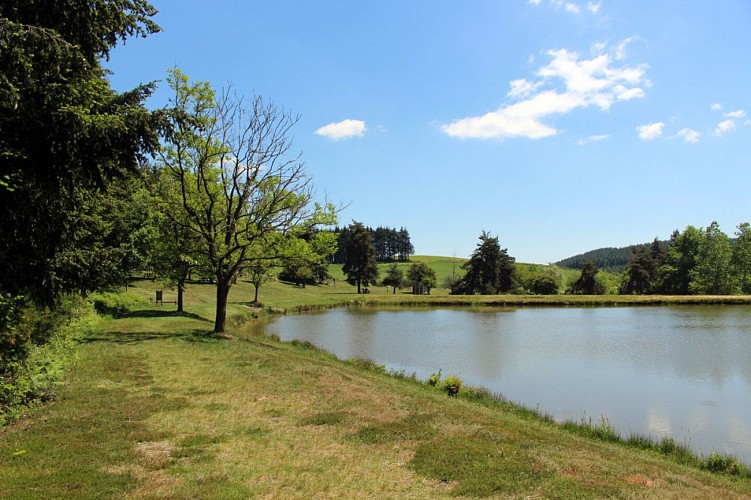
328, 225, 414, 264
620, 222, 751, 295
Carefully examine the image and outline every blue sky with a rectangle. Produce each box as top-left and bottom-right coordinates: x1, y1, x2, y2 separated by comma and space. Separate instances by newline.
107, 1, 751, 264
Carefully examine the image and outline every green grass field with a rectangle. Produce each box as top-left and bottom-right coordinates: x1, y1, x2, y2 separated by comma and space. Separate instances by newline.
2, 260, 751, 497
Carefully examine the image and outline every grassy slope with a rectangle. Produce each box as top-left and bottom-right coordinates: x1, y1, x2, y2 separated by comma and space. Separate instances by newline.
2, 263, 751, 497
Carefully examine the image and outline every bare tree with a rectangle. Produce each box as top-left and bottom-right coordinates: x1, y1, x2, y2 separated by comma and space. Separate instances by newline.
155, 69, 333, 332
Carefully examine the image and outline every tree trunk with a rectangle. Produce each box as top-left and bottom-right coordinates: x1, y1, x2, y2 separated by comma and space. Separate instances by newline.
253, 283, 259, 303
214, 280, 230, 333
177, 278, 184, 312
357, 279, 361, 294
392, 286, 396, 294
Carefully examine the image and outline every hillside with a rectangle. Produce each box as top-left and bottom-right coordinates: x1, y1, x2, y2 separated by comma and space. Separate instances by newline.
555, 241, 668, 273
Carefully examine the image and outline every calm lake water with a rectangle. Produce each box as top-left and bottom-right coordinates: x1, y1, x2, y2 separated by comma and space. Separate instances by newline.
258, 306, 751, 464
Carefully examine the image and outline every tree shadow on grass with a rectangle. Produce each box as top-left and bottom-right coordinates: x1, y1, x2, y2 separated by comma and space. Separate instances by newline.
119, 309, 212, 322
83, 329, 221, 345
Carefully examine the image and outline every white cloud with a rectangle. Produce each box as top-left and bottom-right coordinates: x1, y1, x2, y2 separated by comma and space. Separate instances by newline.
637, 122, 664, 140
675, 128, 700, 143
711, 103, 722, 111
724, 109, 746, 119
589, 134, 610, 141
532, 0, 600, 14
442, 43, 649, 140
508, 79, 543, 99
579, 134, 610, 145
586, 1, 601, 13
315, 119, 366, 140
616, 87, 645, 101
714, 119, 736, 136
615, 36, 643, 61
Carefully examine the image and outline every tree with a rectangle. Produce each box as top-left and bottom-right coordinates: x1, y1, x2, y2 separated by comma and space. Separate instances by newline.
454, 232, 516, 295
407, 262, 437, 294
382, 264, 404, 294
732, 223, 751, 294
342, 222, 379, 294
526, 272, 560, 295
0, 0, 161, 304
156, 69, 335, 333
246, 259, 276, 303
568, 260, 605, 295
658, 226, 702, 294
148, 169, 205, 312
620, 239, 665, 294
689, 221, 737, 295
278, 230, 335, 288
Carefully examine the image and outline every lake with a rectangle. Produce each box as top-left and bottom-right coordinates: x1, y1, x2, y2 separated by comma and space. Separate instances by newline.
257, 305, 751, 464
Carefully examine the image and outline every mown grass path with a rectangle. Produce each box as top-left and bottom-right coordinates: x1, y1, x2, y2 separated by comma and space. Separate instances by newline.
2, 304, 751, 498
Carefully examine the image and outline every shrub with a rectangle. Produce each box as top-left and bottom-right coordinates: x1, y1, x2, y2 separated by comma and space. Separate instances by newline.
703, 453, 749, 476
427, 369, 442, 387
1, 295, 100, 426
347, 357, 386, 374
89, 291, 148, 317
442, 374, 463, 396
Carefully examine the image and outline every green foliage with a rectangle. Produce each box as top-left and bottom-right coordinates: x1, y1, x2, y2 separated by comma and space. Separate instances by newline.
556, 245, 647, 273
0, 2, 161, 305
658, 226, 703, 294
703, 453, 750, 476
407, 261, 437, 294
454, 231, 516, 295
427, 369, 442, 387
518, 266, 562, 295
733, 223, 751, 294
89, 291, 148, 317
1, 296, 100, 425
346, 357, 386, 374
330, 225, 414, 264
381, 263, 405, 293
441, 374, 463, 396
156, 69, 335, 332
620, 239, 665, 294
342, 222, 379, 293
689, 222, 738, 294
567, 260, 606, 295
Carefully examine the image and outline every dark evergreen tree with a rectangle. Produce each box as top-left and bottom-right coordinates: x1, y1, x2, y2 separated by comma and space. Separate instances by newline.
454, 232, 516, 295
329, 225, 413, 264
342, 222, 379, 293
0, 0, 161, 304
397, 228, 415, 262
568, 260, 606, 295
620, 239, 665, 294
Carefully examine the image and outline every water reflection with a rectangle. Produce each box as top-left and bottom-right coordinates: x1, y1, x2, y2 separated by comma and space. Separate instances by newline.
259, 305, 751, 464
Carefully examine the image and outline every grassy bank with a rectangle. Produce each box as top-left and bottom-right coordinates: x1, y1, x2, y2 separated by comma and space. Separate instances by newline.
2, 304, 750, 498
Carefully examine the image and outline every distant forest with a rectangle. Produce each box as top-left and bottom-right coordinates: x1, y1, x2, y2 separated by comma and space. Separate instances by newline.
556, 241, 669, 272
329, 226, 414, 264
